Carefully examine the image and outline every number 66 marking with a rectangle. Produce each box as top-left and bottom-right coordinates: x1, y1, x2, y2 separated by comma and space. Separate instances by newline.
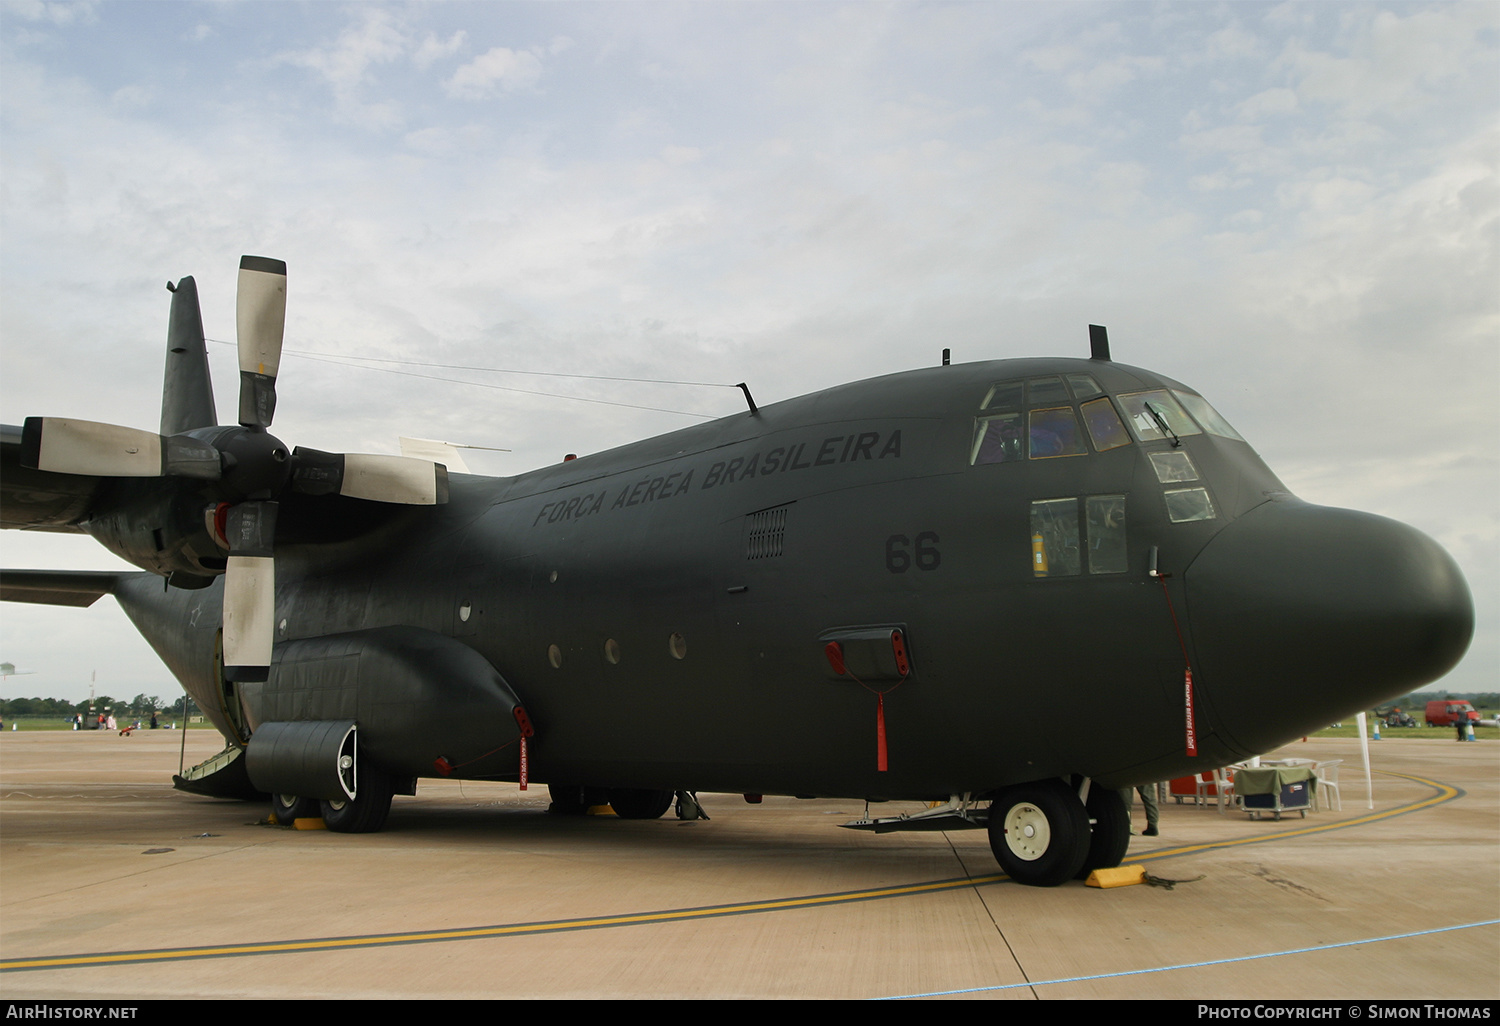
886, 531, 941, 573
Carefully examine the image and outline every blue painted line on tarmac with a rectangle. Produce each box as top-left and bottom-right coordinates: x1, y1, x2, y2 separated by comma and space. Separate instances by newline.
877, 919, 1500, 999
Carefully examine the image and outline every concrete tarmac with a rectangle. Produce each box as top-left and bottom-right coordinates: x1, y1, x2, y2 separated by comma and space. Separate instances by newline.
0, 729, 1495, 1000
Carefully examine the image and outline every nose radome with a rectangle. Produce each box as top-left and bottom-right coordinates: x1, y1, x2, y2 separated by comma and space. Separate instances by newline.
1184, 499, 1473, 756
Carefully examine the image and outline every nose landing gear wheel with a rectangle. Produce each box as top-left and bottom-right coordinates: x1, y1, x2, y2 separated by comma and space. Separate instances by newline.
987, 780, 1090, 887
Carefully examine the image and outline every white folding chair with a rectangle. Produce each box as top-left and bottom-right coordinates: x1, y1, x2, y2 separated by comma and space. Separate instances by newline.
1314, 760, 1343, 811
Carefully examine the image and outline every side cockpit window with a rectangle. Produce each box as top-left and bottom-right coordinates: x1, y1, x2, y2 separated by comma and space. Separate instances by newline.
1030, 498, 1080, 576
972, 413, 1024, 465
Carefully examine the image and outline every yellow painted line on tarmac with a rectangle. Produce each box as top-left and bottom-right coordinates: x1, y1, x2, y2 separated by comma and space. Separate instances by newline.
1129, 770, 1461, 863
0, 770, 1459, 973
0, 875, 1007, 971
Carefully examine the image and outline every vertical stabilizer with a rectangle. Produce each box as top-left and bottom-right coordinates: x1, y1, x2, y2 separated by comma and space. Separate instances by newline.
161, 277, 218, 434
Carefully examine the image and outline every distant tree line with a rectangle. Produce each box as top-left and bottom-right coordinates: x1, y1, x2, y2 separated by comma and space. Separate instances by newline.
0, 693, 192, 718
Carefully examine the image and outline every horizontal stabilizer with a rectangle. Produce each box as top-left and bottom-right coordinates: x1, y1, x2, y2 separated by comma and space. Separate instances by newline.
0, 568, 133, 607
398, 437, 471, 474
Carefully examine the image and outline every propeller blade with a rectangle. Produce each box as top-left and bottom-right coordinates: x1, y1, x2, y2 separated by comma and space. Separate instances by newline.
20, 418, 220, 479
340, 454, 449, 504
236, 256, 287, 429
290, 447, 448, 504
221, 501, 277, 682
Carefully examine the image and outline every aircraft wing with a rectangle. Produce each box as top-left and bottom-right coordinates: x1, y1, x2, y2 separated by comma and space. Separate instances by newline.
0, 568, 126, 607
0, 423, 109, 532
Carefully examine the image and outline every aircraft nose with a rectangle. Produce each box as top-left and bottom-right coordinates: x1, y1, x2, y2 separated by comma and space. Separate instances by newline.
1184, 500, 1473, 755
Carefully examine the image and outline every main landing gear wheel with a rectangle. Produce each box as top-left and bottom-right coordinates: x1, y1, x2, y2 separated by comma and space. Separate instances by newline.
270, 793, 319, 825
320, 764, 395, 834
987, 780, 1090, 887
608, 787, 675, 820
1075, 786, 1131, 879
548, 783, 610, 815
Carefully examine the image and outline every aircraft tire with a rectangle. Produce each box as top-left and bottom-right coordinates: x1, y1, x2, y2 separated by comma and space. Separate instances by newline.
607, 788, 674, 820
987, 780, 1090, 887
1074, 787, 1130, 879
320, 764, 394, 834
548, 783, 589, 815
270, 793, 320, 825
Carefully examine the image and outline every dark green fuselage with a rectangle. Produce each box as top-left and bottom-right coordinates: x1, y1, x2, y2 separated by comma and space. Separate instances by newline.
100, 355, 1471, 800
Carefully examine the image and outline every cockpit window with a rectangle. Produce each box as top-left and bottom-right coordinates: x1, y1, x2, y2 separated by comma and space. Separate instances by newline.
1117, 390, 1202, 443
1164, 487, 1217, 523
1067, 374, 1104, 400
1173, 391, 1245, 441
1031, 495, 1128, 577
1087, 495, 1128, 573
1149, 451, 1200, 483
1081, 398, 1130, 452
981, 381, 1024, 410
1031, 498, 1080, 576
971, 413, 1024, 465
1028, 407, 1087, 458
1026, 376, 1070, 405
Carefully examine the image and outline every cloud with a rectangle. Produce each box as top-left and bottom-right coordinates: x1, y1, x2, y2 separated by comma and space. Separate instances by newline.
444, 46, 543, 99
1237, 87, 1299, 121
1275, 5, 1496, 118
6, 0, 96, 27
274, 7, 411, 127
0, 1, 1494, 699
414, 29, 466, 70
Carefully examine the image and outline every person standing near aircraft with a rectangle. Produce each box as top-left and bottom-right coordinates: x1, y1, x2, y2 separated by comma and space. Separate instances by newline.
1121, 785, 1159, 837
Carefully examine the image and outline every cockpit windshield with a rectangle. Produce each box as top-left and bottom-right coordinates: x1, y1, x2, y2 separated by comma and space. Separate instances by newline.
1115, 390, 1201, 444
970, 376, 1244, 466
1173, 391, 1244, 441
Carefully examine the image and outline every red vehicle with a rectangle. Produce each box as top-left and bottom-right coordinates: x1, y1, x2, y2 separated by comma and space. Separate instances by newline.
1425, 700, 1480, 728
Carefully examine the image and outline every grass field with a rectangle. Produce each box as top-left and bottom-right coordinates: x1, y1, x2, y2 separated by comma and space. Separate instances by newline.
1312, 722, 1496, 740
0, 717, 211, 732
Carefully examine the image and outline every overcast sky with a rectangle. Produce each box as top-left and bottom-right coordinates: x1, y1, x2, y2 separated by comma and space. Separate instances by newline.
1, 1, 1495, 705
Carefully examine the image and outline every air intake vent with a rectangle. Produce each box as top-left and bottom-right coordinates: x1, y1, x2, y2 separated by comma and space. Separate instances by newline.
745, 505, 789, 560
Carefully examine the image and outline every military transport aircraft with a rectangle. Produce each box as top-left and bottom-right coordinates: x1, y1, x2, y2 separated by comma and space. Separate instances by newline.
0, 257, 1474, 886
